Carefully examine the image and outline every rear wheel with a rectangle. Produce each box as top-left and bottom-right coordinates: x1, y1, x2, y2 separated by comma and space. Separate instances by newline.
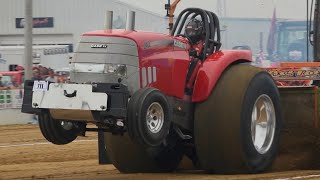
38, 111, 81, 145
194, 64, 282, 174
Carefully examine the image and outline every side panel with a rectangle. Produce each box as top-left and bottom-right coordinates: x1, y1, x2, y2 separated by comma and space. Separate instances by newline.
192, 50, 252, 102
139, 39, 190, 99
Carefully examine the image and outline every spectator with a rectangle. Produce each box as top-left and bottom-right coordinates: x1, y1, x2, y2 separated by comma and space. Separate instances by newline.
45, 69, 56, 82
16, 65, 24, 71
30, 70, 41, 125
0, 74, 9, 90
38, 64, 48, 77
32, 69, 42, 81
7, 76, 20, 89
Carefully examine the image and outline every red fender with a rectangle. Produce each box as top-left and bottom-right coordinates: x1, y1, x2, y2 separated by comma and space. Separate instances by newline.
192, 50, 252, 102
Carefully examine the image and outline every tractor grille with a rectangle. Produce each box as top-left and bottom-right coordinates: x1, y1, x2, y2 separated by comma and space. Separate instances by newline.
70, 36, 140, 94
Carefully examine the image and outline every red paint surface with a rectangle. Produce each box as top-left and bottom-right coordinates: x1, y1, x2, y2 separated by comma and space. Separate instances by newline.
83, 30, 252, 101
192, 50, 252, 102
1, 71, 24, 85
84, 30, 190, 99
140, 44, 190, 99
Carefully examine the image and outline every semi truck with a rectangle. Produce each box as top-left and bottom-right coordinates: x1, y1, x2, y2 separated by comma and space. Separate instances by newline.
274, 20, 313, 62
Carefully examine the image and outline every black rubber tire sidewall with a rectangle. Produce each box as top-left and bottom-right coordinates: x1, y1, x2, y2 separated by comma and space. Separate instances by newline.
137, 89, 171, 147
127, 88, 145, 141
127, 88, 171, 147
38, 111, 78, 145
194, 64, 282, 174
241, 71, 282, 173
105, 87, 183, 173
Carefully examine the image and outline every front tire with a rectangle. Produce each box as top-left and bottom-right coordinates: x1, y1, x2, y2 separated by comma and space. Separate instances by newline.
127, 88, 171, 147
194, 64, 282, 174
104, 88, 183, 173
38, 111, 80, 145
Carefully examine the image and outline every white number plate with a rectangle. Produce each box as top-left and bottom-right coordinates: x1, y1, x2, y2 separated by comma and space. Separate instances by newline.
33, 81, 49, 92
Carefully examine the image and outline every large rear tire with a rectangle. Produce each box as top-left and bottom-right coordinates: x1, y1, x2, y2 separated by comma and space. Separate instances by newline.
194, 64, 282, 174
38, 111, 80, 145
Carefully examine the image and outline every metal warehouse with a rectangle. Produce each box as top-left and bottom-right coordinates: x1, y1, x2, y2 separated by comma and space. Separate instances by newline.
0, 0, 275, 69
0, 0, 167, 47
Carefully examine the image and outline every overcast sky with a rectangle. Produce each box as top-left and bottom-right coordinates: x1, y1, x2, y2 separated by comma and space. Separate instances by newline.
118, 0, 309, 20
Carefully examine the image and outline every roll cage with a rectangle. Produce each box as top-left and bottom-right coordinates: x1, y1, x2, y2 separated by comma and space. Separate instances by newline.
171, 8, 222, 61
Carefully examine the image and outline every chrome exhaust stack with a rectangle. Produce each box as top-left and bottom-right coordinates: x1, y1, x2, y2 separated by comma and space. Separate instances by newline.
126, 11, 136, 31
105, 11, 113, 30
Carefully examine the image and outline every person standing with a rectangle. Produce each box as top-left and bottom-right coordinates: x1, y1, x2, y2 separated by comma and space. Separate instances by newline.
29, 69, 41, 124
7, 76, 21, 89
45, 69, 56, 82
32, 69, 42, 81
0, 74, 9, 90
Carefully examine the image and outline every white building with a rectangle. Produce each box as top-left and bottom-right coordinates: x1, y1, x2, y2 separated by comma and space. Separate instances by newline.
0, 0, 278, 69
0, 0, 168, 47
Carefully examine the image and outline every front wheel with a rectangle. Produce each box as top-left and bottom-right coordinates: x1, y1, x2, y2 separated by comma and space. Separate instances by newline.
127, 88, 172, 147
195, 64, 282, 174
38, 111, 82, 145
105, 87, 183, 173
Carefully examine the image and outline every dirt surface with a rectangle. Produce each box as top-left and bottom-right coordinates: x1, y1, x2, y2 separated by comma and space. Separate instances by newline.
2, 125, 320, 179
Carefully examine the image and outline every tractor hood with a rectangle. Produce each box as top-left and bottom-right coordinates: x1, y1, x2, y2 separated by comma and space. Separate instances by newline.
71, 30, 189, 95
82, 29, 174, 52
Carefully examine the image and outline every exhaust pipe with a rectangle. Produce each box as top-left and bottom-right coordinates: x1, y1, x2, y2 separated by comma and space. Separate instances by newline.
105, 11, 113, 30
126, 11, 136, 31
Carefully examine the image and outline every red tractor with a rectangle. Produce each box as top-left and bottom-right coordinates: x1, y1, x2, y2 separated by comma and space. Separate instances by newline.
22, 8, 282, 173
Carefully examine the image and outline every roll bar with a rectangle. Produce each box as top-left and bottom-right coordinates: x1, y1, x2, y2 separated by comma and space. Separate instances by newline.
171, 8, 222, 61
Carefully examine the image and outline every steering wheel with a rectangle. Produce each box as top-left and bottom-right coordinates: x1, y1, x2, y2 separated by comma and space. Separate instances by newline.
175, 34, 194, 46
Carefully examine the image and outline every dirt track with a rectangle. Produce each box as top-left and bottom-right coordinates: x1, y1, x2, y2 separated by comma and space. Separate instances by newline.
2, 125, 320, 179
